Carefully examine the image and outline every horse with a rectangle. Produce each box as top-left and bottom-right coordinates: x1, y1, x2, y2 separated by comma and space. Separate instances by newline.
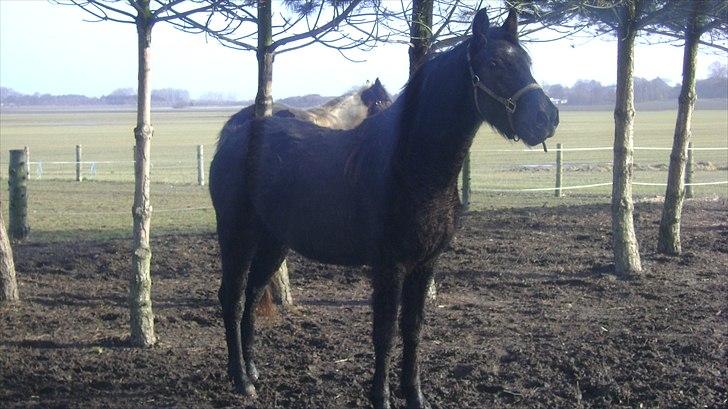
222, 78, 390, 134
225, 79, 391, 134
209, 8, 558, 409
275, 78, 392, 129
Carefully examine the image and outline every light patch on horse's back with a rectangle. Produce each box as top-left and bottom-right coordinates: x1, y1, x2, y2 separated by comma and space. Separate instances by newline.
307, 91, 368, 130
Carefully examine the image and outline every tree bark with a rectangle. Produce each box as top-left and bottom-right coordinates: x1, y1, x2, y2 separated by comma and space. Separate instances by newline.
657, 1, 702, 256
409, 0, 434, 76
8, 150, 29, 241
269, 261, 293, 305
254, 0, 274, 118
0, 204, 19, 304
611, 4, 642, 276
129, 13, 157, 347
255, 50, 274, 117
255, 0, 292, 308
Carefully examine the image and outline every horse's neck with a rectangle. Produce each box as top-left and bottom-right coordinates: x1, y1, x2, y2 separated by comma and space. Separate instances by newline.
393, 44, 481, 201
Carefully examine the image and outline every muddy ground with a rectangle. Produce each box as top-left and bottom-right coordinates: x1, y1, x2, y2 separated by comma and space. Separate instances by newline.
1, 200, 726, 408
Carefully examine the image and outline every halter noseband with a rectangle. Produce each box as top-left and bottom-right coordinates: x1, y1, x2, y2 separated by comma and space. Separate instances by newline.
467, 48, 541, 143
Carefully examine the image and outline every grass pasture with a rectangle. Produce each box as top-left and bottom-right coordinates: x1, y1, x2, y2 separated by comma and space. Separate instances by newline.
0, 107, 726, 242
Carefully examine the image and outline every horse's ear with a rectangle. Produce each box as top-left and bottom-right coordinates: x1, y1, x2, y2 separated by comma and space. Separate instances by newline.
471, 8, 489, 47
375, 78, 382, 86
502, 9, 518, 42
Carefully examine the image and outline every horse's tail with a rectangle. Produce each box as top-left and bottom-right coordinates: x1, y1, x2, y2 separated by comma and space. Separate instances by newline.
217, 105, 256, 152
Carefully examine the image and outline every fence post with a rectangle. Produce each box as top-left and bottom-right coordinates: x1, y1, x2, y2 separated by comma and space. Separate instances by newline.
555, 143, 563, 197
197, 145, 205, 186
685, 141, 694, 198
461, 151, 471, 211
8, 150, 29, 241
75, 144, 83, 182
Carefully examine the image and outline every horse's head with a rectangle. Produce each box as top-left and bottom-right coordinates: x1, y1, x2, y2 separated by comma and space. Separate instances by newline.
468, 8, 558, 146
360, 78, 392, 116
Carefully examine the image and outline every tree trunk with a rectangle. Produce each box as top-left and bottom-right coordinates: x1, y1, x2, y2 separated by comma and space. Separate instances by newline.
657, 1, 702, 256
256, 0, 292, 308
0, 204, 19, 304
269, 261, 293, 305
8, 150, 29, 241
408, 0, 434, 76
254, 0, 274, 118
254, 50, 274, 117
611, 5, 642, 276
129, 16, 157, 347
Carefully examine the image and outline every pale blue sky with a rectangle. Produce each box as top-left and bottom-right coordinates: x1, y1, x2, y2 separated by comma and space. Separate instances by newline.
1, 0, 725, 100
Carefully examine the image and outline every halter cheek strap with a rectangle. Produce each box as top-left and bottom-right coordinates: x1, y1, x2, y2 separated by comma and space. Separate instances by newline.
466, 49, 541, 141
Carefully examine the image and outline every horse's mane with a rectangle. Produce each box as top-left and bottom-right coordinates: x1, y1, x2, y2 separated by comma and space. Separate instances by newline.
397, 40, 472, 128
320, 86, 363, 109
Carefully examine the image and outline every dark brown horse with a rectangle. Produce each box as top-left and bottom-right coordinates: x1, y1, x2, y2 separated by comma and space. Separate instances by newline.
209, 9, 558, 409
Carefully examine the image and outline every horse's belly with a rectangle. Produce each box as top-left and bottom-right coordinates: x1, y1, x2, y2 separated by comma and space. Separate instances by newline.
251, 126, 387, 266
261, 201, 373, 266
290, 233, 371, 266
253, 175, 378, 266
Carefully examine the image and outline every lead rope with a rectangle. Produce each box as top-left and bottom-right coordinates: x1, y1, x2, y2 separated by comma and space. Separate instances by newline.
466, 50, 548, 152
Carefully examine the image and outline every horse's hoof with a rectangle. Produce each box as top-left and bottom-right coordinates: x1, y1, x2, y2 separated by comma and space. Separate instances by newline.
246, 362, 260, 384
370, 393, 391, 409
233, 381, 257, 399
371, 400, 391, 409
405, 392, 431, 409
405, 399, 431, 409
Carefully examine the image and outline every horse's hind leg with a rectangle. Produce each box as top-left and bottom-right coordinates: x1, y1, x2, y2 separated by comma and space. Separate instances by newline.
241, 232, 287, 383
400, 264, 435, 409
217, 224, 257, 397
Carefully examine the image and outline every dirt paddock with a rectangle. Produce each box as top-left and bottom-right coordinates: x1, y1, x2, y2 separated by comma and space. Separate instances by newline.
1, 201, 726, 408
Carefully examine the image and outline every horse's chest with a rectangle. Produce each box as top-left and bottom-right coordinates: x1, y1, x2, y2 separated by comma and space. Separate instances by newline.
386, 199, 458, 263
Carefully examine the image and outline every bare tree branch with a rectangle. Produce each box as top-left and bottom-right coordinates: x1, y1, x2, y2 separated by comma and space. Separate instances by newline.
269, 0, 363, 51
52, 0, 137, 24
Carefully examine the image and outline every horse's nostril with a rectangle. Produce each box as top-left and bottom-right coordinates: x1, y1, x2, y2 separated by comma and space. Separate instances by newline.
537, 111, 549, 127
553, 109, 560, 126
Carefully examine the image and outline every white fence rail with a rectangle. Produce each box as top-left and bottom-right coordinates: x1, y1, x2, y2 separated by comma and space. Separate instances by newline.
9, 144, 728, 195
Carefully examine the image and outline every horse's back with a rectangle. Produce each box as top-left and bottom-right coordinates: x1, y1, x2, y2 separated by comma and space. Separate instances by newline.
212, 108, 397, 266
249, 118, 386, 264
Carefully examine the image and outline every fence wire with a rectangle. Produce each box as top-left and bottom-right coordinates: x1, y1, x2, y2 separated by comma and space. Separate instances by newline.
5, 145, 728, 218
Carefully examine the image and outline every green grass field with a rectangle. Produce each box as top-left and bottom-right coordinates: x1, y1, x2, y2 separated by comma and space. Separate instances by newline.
1, 107, 726, 242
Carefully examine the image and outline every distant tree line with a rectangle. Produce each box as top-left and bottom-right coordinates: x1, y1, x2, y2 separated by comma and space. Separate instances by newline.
3, 62, 725, 108
545, 62, 727, 105
0, 86, 330, 108
0, 86, 221, 107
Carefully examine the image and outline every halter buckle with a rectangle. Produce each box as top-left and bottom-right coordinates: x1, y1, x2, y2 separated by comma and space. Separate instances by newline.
472, 74, 480, 85
505, 99, 516, 114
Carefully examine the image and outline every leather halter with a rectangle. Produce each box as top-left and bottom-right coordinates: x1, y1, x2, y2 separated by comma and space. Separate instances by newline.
467, 48, 541, 141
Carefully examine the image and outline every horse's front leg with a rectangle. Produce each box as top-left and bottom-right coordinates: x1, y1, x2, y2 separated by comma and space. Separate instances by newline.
400, 264, 435, 409
370, 264, 405, 409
